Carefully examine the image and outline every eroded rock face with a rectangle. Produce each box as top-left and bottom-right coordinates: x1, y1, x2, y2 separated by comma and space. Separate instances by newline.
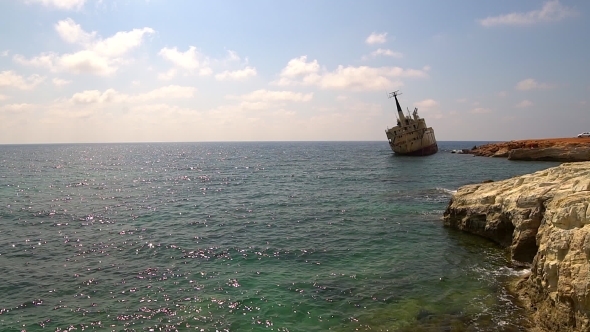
443, 162, 590, 331
469, 138, 590, 161
508, 147, 590, 162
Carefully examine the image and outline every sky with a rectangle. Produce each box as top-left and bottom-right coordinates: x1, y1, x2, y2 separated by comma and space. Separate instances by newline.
0, 0, 589, 144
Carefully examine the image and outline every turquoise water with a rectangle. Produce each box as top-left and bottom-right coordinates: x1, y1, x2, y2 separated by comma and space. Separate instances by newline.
0, 142, 560, 331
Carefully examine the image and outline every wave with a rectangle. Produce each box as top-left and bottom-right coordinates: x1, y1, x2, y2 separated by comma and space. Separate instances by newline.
435, 187, 457, 195
472, 266, 531, 279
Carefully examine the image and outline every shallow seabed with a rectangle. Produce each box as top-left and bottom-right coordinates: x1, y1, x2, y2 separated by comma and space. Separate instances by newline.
0, 142, 560, 331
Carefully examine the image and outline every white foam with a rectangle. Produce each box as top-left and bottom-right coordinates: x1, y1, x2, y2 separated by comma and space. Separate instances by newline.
435, 187, 457, 195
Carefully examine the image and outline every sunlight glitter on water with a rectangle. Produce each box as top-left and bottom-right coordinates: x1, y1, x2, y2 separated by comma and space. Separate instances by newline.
0, 142, 559, 331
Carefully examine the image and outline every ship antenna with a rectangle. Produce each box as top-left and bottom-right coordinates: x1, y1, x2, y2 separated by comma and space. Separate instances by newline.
388, 90, 406, 121
387, 90, 402, 99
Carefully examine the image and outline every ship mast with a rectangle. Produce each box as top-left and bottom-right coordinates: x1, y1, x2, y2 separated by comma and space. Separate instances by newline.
388, 91, 406, 124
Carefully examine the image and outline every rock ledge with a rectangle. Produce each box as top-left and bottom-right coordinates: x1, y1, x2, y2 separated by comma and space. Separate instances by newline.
469, 137, 590, 161
443, 161, 590, 331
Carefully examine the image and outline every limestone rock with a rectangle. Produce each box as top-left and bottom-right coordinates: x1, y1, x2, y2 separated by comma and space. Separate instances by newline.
492, 147, 511, 158
443, 161, 590, 331
469, 137, 590, 161
508, 146, 590, 162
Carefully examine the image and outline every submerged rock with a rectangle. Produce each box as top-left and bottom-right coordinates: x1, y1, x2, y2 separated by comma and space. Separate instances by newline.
443, 161, 590, 331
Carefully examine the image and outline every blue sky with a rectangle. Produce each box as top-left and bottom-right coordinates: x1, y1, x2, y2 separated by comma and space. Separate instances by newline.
1, 0, 588, 143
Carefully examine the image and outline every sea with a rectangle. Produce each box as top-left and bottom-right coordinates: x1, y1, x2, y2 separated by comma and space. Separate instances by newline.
0, 141, 561, 332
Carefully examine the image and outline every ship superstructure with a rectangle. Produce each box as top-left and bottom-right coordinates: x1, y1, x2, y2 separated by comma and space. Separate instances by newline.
385, 91, 438, 156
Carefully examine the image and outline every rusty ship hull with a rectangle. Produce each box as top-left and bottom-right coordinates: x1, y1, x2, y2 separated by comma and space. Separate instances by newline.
385, 91, 438, 156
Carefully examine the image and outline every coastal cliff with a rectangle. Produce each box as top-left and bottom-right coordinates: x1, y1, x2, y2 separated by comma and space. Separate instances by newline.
470, 138, 590, 161
443, 162, 590, 331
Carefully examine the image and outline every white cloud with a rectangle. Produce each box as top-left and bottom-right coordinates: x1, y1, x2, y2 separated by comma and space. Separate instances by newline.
414, 99, 438, 109
313, 106, 337, 113
55, 18, 95, 44
0, 70, 46, 90
68, 85, 197, 104
215, 66, 257, 81
373, 48, 402, 58
213, 50, 249, 68
515, 100, 533, 108
158, 69, 177, 81
280, 56, 320, 77
59, 50, 116, 75
239, 101, 273, 111
471, 107, 492, 114
456, 98, 467, 103
275, 56, 428, 91
336, 95, 348, 102
14, 19, 154, 76
0, 103, 35, 113
139, 85, 196, 100
52, 77, 71, 86
158, 46, 211, 75
199, 67, 213, 76
225, 50, 241, 62
0, 94, 9, 101
70, 89, 116, 104
315, 66, 403, 91
93, 28, 155, 57
14, 53, 58, 71
498, 91, 508, 97
479, 0, 578, 27
1, 50, 9, 57
362, 48, 403, 60
366, 32, 388, 45
25, 0, 86, 11
515, 78, 554, 90
228, 89, 313, 103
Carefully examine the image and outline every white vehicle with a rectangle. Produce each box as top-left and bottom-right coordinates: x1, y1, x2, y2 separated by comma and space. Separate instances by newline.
577, 132, 590, 138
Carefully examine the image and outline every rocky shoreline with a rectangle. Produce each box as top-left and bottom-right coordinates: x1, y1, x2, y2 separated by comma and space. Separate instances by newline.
468, 137, 590, 162
443, 161, 590, 331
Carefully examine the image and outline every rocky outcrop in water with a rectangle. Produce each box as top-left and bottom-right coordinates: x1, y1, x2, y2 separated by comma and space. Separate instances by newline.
508, 146, 590, 162
469, 138, 590, 161
443, 162, 590, 331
